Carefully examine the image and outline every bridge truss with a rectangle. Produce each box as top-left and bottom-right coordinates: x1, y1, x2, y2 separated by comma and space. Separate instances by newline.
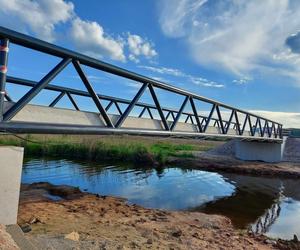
0, 26, 282, 141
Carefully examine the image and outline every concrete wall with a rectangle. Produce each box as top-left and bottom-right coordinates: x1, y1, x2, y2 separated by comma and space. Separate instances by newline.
235, 140, 283, 163
0, 147, 24, 225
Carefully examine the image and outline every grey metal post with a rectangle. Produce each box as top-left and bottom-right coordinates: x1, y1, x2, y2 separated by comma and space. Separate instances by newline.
0, 38, 9, 121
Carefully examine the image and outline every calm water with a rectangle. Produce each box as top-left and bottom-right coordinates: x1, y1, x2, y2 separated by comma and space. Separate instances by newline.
22, 158, 300, 240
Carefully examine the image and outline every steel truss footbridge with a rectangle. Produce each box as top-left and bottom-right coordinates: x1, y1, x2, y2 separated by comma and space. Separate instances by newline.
0, 26, 282, 142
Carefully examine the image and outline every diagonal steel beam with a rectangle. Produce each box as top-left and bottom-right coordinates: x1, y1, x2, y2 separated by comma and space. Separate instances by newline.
190, 115, 194, 125
148, 84, 170, 130
234, 111, 241, 135
171, 112, 176, 121
166, 111, 171, 120
66, 92, 80, 111
258, 118, 263, 137
170, 96, 189, 131
248, 115, 254, 136
147, 107, 154, 119
252, 117, 259, 136
105, 100, 113, 111
184, 115, 190, 123
271, 122, 276, 138
3, 57, 71, 121
215, 105, 225, 134
49, 91, 65, 107
114, 101, 123, 115
262, 120, 267, 137
138, 107, 146, 118
203, 104, 216, 132
241, 114, 249, 135
268, 122, 272, 138
73, 60, 114, 127
115, 83, 148, 128
225, 110, 234, 133
190, 97, 202, 133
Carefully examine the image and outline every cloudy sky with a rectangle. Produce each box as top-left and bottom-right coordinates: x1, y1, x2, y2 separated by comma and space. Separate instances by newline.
1, 0, 300, 127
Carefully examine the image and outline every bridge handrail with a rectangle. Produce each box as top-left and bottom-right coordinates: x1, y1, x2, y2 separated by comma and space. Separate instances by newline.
0, 26, 281, 125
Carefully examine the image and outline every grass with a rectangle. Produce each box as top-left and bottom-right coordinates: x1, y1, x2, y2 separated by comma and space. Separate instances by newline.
0, 134, 222, 165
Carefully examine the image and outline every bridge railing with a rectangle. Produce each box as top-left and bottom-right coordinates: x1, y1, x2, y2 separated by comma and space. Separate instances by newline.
0, 26, 283, 140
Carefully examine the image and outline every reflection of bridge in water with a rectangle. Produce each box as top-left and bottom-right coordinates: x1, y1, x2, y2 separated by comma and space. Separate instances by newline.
191, 173, 300, 232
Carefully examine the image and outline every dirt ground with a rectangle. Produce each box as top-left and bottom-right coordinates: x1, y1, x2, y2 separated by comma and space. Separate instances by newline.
16, 182, 300, 250
0, 225, 19, 250
168, 153, 300, 178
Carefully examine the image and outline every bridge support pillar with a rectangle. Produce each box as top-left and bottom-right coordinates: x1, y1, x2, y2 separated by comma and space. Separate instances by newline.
235, 140, 283, 163
0, 146, 23, 225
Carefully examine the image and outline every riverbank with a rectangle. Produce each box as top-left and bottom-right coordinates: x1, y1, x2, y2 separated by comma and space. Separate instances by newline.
0, 134, 222, 165
17, 182, 297, 250
169, 152, 300, 178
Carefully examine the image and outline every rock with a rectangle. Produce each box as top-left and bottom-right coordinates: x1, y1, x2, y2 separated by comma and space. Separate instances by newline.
171, 229, 182, 238
64, 231, 80, 241
20, 223, 31, 233
146, 238, 153, 244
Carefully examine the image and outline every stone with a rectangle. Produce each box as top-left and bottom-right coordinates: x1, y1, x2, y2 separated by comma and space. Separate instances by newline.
64, 231, 80, 241
171, 229, 182, 238
20, 223, 31, 233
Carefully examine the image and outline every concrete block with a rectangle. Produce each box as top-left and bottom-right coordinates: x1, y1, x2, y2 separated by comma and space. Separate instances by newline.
235, 140, 283, 163
0, 146, 24, 225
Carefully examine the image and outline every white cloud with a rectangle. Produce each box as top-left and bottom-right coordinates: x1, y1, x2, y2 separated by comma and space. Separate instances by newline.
127, 34, 157, 62
232, 76, 252, 85
139, 65, 224, 88
159, 0, 208, 38
139, 66, 184, 77
0, 0, 157, 62
158, 0, 300, 83
70, 18, 125, 61
0, 0, 74, 42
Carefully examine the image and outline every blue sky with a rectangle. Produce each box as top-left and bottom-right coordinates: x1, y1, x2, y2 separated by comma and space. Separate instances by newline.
1, 0, 300, 127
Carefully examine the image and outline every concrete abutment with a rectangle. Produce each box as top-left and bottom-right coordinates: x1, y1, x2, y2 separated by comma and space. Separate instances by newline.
235, 139, 284, 163
0, 146, 24, 225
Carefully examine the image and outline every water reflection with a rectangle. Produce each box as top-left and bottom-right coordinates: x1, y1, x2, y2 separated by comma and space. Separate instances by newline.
22, 157, 300, 240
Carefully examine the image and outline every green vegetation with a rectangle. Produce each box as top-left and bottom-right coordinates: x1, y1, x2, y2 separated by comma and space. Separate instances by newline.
0, 134, 221, 165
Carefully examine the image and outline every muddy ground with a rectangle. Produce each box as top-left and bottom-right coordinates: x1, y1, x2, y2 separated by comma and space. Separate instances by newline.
16, 182, 300, 250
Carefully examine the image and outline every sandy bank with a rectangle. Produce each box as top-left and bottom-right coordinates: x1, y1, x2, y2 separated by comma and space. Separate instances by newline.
16, 182, 300, 250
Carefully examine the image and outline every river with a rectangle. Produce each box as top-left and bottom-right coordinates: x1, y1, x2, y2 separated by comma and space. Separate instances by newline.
21, 157, 300, 240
